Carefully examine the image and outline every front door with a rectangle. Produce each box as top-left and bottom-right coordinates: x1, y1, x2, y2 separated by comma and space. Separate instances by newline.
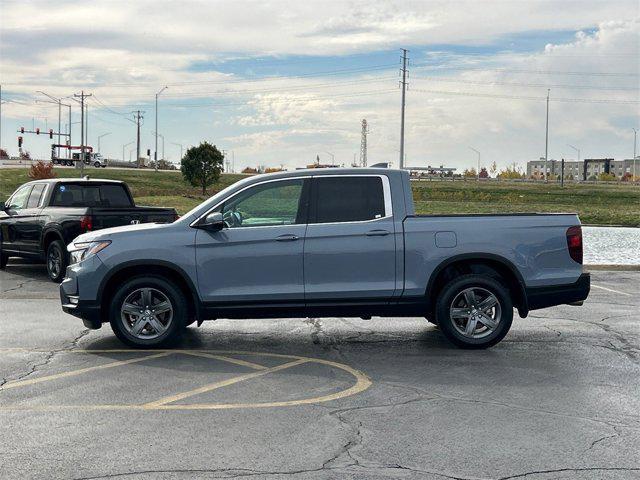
0, 184, 33, 254
304, 175, 397, 301
195, 178, 310, 304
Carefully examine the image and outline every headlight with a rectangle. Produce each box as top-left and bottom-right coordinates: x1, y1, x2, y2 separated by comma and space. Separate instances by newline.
68, 240, 111, 265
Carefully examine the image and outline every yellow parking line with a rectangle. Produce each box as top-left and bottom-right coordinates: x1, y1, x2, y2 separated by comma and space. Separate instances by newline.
0, 352, 173, 391
143, 358, 309, 408
177, 350, 267, 370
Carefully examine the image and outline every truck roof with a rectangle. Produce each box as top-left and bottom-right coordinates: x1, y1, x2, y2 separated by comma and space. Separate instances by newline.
24, 178, 124, 185
246, 167, 398, 182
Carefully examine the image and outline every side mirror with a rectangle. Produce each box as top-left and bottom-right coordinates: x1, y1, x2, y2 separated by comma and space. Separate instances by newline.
197, 212, 225, 231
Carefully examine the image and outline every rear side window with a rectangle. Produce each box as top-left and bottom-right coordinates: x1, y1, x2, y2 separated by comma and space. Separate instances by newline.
313, 176, 386, 223
26, 184, 46, 208
50, 183, 132, 207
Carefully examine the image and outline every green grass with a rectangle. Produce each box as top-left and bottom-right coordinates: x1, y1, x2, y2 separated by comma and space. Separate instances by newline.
1, 168, 638, 226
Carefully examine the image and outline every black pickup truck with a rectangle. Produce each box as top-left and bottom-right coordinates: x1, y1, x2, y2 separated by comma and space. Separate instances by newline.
0, 178, 177, 282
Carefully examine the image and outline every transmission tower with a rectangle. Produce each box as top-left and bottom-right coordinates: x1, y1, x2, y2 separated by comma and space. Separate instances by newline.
359, 119, 369, 167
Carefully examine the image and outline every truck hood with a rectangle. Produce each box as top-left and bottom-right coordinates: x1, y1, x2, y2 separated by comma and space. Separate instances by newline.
73, 222, 172, 243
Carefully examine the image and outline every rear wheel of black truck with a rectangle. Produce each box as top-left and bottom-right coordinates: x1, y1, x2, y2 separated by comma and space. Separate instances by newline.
435, 274, 513, 349
109, 275, 186, 348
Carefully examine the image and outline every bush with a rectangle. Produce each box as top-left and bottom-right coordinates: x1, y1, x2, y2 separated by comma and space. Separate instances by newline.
598, 172, 616, 181
28, 161, 57, 180
0, 148, 9, 159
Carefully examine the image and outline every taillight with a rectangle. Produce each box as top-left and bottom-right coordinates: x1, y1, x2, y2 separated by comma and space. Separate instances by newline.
566, 226, 583, 264
80, 215, 93, 232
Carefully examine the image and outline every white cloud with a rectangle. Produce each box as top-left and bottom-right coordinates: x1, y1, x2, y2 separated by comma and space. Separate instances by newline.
0, 1, 638, 169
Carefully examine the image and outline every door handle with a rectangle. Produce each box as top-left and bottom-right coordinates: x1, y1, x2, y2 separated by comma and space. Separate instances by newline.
366, 229, 390, 236
276, 234, 299, 242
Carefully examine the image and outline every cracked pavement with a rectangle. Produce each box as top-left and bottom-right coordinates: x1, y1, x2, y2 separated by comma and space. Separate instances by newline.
0, 260, 639, 479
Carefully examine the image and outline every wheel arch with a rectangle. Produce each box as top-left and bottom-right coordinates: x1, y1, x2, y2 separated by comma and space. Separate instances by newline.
426, 253, 529, 318
41, 227, 65, 252
98, 260, 201, 325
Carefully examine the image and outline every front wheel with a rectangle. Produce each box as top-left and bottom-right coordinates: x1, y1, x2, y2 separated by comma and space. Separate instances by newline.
435, 274, 513, 349
109, 276, 186, 347
46, 240, 68, 282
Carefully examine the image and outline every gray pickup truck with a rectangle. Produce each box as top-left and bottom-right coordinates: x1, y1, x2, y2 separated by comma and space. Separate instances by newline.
60, 168, 589, 349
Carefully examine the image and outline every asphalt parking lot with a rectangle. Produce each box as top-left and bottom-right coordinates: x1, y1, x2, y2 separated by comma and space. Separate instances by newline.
1, 260, 639, 480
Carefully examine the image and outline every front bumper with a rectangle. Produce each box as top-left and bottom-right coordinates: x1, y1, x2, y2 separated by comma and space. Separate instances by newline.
525, 272, 591, 311
59, 255, 106, 329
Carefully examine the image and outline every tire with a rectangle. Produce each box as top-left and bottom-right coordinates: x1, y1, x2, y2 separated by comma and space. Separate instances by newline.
94, 161, 100, 168
0, 248, 7, 270
46, 239, 68, 283
435, 274, 513, 349
109, 275, 186, 348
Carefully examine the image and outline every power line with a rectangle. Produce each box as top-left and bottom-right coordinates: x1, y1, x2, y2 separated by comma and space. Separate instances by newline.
411, 64, 639, 77
410, 88, 640, 104
411, 76, 640, 91
86, 88, 399, 109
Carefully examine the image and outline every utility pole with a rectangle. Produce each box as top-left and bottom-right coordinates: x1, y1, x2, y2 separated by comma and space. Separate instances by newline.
399, 48, 409, 170
359, 119, 369, 167
132, 110, 144, 168
469, 147, 481, 181
544, 89, 550, 183
73, 90, 92, 177
0, 84, 3, 155
155, 86, 168, 172
633, 128, 637, 180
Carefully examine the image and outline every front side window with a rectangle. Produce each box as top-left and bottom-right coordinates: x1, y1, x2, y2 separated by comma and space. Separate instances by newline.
218, 179, 305, 228
6, 185, 32, 211
313, 176, 386, 223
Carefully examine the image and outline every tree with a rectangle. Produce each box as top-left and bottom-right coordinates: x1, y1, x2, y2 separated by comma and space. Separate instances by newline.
0, 148, 9, 159
180, 141, 224, 195
479, 167, 489, 178
28, 161, 56, 180
242, 167, 258, 174
462, 167, 477, 178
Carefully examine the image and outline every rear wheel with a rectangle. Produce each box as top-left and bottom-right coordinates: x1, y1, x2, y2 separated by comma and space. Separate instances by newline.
46, 240, 67, 283
110, 275, 186, 348
0, 248, 7, 269
435, 274, 513, 349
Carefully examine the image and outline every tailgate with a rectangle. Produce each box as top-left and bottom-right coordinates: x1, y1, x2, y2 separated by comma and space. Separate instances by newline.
90, 208, 176, 229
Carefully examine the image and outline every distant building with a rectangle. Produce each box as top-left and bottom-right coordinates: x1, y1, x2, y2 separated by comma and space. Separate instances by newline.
527, 157, 636, 180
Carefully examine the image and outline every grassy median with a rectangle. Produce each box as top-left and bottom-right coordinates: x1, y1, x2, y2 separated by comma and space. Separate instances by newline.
1, 167, 638, 226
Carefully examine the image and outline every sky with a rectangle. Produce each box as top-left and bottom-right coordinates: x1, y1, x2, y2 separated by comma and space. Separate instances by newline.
0, 0, 638, 172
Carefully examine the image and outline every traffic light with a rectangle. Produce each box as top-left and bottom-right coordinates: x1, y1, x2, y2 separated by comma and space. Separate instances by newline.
36, 128, 40, 135
49, 129, 53, 139
20, 127, 24, 133
18, 136, 23, 147
147, 149, 151, 156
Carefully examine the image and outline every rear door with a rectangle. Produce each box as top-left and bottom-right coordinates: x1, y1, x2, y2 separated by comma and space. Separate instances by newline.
304, 175, 396, 301
16, 183, 47, 254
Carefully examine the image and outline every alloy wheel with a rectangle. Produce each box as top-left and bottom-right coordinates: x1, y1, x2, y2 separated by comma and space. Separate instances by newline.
450, 287, 502, 339
120, 287, 174, 340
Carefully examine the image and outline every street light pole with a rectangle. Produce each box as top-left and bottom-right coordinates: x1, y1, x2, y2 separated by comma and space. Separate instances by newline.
325, 151, 335, 165
123, 141, 134, 162
97, 132, 111, 154
155, 86, 168, 172
469, 147, 480, 181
